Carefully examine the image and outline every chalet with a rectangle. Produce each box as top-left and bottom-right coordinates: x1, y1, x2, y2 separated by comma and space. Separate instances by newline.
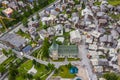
2, 8, 13, 17
2, 0, 9, 8
38, 29, 49, 40
70, 30, 81, 44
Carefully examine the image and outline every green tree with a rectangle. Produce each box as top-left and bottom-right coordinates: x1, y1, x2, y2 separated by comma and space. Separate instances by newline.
0, 66, 5, 74
103, 72, 120, 80
67, 63, 72, 69
8, 63, 18, 80
47, 63, 55, 70
22, 17, 28, 27
2, 49, 8, 57
37, 38, 50, 59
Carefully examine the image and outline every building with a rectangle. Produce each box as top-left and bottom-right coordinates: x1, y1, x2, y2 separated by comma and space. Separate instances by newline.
2, 8, 13, 17
0, 33, 26, 51
49, 42, 79, 60
0, 51, 7, 64
2, 0, 9, 8
70, 30, 81, 44
118, 54, 120, 72
91, 31, 101, 38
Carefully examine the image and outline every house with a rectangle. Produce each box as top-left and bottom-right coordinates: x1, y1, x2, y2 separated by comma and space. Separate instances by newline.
56, 37, 65, 43
72, 16, 79, 24
89, 44, 97, 51
18, 1, 25, 7
0, 51, 7, 64
81, 6, 93, 17
28, 21, 39, 27
54, 24, 63, 36
85, 35, 93, 44
2, 8, 13, 17
28, 26, 36, 35
28, 66, 37, 75
22, 45, 32, 54
91, 31, 101, 38
0, 33, 26, 51
98, 59, 109, 66
90, 58, 98, 66
98, 19, 107, 25
75, 5, 82, 11
49, 42, 79, 60
70, 30, 81, 44
94, 66, 103, 73
38, 29, 49, 40
111, 29, 119, 39
50, 9, 59, 16
118, 54, 120, 72
47, 27, 55, 36
96, 12, 105, 17
116, 26, 120, 34
8, 1, 18, 10
2, 0, 9, 8
88, 24, 96, 28
88, 50, 98, 58
64, 23, 72, 32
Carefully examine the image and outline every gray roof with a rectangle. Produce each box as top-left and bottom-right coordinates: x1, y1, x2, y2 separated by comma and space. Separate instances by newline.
0, 33, 26, 48
98, 59, 109, 66
49, 42, 78, 55
58, 45, 78, 55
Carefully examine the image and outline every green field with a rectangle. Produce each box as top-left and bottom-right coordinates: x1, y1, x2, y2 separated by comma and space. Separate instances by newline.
108, 0, 120, 6
0, 56, 15, 68
53, 65, 76, 78
16, 60, 52, 80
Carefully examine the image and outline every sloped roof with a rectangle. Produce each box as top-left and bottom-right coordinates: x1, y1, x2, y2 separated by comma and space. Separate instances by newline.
58, 45, 78, 55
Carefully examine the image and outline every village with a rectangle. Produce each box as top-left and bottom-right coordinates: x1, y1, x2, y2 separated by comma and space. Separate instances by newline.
0, 0, 120, 80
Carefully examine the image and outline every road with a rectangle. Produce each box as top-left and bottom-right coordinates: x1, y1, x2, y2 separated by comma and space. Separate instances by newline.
79, 38, 97, 80
46, 70, 55, 80
0, 0, 60, 38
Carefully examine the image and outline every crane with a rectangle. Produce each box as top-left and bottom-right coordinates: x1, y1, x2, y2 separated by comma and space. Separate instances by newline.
0, 16, 15, 30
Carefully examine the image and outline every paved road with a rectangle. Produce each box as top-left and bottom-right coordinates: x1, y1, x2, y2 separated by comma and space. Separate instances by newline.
0, 0, 60, 38
79, 41, 97, 80
46, 70, 55, 80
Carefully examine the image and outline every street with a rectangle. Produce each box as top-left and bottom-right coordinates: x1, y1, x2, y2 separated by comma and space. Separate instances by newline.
79, 39, 97, 80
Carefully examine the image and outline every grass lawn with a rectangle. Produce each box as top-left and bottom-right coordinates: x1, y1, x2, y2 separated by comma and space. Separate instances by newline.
53, 65, 76, 78
0, 56, 16, 68
109, 14, 120, 20
94, 1, 101, 6
108, 0, 120, 6
16, 29, 31, 39
52, 58, 65, 62
67, 58, 80, 61
16, 60, 51, 80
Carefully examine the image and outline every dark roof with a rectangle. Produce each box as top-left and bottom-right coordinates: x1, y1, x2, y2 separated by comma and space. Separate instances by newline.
22, 45, 32, 53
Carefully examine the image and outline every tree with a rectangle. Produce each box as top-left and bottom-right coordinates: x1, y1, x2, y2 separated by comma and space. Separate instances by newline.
26, 73, 33, 79
0, 66, 5, 74
36, 13, 40, 20
103, 72, 120, 80
32, 59, 37, 65
54, 69, 59, 74
67, 63, 72, 69
35, 76, 41, 80
37, 38, 50, 59
22, 17, 28, 27
8, 63, 18, 80
2, 48, 8, 57
47, 63, 55, 70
